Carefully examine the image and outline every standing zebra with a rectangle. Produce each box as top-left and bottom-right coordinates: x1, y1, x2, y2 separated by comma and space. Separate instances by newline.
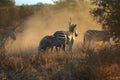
53, 24, 78, 53
83, 30, 111, 45
38, 35, 60, 54
0, 29, 16, 57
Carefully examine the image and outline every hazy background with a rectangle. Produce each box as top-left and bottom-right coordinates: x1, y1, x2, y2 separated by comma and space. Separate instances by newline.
7, 1, 101, 53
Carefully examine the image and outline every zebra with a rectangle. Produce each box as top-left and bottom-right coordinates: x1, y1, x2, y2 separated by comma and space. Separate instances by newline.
53, 24, 78, 53
53, 31, 67, 53
0, 29, 16, 57
38, 35, 60, 54
83, 30, 111, 46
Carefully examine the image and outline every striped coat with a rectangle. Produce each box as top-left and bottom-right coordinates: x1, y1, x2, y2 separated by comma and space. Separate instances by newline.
38, 35, 60, 53
83, 30, 111, 45
0, 29, 16, 57
53, 24, 78, 53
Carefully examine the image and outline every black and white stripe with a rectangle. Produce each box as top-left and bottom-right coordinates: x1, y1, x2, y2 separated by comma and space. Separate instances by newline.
53, 24, 78, 53
0, 29, 16, 57
83, 30, 111, 45
38, 35, 60, 53
53, 31, 68, 52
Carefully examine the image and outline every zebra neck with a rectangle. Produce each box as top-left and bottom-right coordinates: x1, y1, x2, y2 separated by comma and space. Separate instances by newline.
66, 31, 74, 35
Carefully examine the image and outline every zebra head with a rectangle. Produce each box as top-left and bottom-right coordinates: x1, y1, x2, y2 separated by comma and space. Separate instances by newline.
4, 29, 16, 40
69, 24, 78, 37
38, 35, 60, 53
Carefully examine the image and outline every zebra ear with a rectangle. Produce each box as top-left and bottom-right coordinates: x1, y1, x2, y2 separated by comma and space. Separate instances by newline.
74, 24, 76, 27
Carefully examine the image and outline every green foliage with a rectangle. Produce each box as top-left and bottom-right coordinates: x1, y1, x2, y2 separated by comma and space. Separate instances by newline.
90, 0, 120, 42
19, 5, 35, 19
53, 0, 80, 10
0, 5, 35, 56
0, 7, 21, 29
34, 2, 44, 11
0, 0, 15, 7
8, 7, 20, 20
0, 7, 9, 27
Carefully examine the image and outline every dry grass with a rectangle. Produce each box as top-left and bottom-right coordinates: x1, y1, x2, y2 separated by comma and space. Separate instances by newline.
0, 44, 120, 80
1, 1, 120, 80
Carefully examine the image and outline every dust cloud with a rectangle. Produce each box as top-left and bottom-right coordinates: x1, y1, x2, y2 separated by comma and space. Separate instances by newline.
7, 1, 101, 53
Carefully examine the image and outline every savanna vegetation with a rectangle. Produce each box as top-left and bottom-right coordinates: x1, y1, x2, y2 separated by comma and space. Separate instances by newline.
0, 0, 120, 80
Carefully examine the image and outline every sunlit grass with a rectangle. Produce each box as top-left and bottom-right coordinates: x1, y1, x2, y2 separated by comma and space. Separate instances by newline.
0, 43, 120, 80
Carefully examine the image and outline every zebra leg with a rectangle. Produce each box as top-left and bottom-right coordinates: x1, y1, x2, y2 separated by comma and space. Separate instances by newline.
55, 46, 59, 53
50, 46, 54, 53
46, 47, 50, 53
69, 43, 73, 53
69, 38, 74, 53
62, 44, 67, 53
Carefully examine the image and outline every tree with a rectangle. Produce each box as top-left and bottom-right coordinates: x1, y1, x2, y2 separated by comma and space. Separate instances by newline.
19, 5, 35, 19
0, 0, 15, 7
90, 0, 120, 43
0, 7, 9, 27
53, 0, 79, 9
